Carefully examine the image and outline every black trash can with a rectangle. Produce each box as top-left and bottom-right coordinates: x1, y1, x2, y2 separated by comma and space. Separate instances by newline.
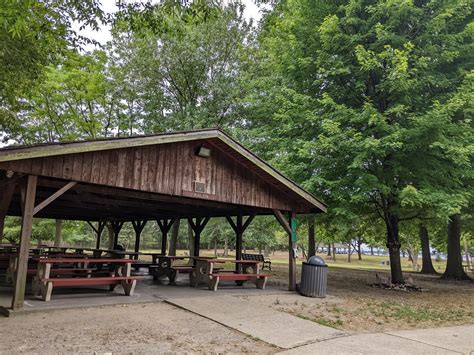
299, 256, 327, 297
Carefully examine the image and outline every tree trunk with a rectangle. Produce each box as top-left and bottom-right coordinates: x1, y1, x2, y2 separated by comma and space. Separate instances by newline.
0, 215, 4, 244
301, 245, 306, 260
412, 249, 419, 271
327, 243, 331, 256
419, 224, 437, 274
54, 219, 62, 247
357, 237, 362, 260
332, 243, 336, 261
347, 243, 351, 263
168, 219, 180, 256
465, 237, 472, 270
385, 213, 404, 284
308, 216, 316, 257
188, 222, 194, 257
442, 214, 471, 280
224, 238, 228, 257
370, 246, 374, 255
264, 245, 270, 257
107, 222, 114, 250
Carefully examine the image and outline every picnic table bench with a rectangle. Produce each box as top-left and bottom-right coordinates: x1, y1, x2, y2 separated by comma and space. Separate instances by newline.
241, 253, 272, 270
149, 255, 200, 283
193, 259, 269, 291
4, 252, 94, 284
32, 258, 143, 301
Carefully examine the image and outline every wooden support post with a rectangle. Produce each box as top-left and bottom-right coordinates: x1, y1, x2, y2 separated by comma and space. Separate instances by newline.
0, 179, 16, 243
188, 217, 210, 257
54, 219, 62, 247
11, 175, 37, 310
157, 218, 176, 255
193, 220, 201, 258
161, 227, 167, 255
110, 221, 124, 249
274, 210, 297, 291
97, 221, 105, 249
132, 220, 147, 257
226, 214, 255, 272
289, 212, 297, 291
88, 221, 106, 250
236, 215, 243, 263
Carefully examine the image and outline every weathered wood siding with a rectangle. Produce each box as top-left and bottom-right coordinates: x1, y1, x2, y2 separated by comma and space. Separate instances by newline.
0, 140, 295, 211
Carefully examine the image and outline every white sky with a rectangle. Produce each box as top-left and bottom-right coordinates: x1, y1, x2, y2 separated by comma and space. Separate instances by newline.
76, 0, 265, 51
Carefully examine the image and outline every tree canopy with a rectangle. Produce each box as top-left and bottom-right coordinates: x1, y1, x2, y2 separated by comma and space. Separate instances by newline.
1, 0, 472, 282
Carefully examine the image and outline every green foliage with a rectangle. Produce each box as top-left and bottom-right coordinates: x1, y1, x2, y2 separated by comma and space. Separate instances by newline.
20, 51, 112, 143
0, 0, 107, 141
1, 0, 472, 271
246, 0, 473, 281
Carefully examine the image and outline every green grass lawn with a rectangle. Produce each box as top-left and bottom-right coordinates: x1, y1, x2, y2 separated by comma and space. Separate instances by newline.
138, 248, 448, 274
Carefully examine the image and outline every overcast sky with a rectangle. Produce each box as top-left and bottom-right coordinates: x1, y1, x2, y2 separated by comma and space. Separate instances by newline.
75, 0, 265, 51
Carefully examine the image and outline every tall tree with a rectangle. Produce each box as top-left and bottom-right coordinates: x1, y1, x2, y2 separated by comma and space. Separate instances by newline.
250, 0, 473, 284
23, 51, 115, 144
113, 0, 254, 132
0, 0, 107, 141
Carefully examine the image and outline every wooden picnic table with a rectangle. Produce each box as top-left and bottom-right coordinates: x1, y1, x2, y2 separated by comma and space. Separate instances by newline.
148, 255, 213, 283
4, 250, 89, 284
192, 259, 269, 291
32, 257, 142, 301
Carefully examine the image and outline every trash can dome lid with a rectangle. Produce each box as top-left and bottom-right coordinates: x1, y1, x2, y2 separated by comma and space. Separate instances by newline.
308, 255, 326, 266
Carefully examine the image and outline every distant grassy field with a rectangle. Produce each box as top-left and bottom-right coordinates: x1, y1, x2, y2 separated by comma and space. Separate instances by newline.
138, 248, 449, 273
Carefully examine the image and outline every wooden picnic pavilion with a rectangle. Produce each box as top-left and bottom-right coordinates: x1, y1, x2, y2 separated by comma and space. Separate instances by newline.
0, 129, 326, 311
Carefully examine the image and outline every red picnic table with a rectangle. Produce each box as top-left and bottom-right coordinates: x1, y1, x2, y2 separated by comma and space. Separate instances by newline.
32, 257, 143, 301
148, 255, 213, 283
192, 258, 270, 291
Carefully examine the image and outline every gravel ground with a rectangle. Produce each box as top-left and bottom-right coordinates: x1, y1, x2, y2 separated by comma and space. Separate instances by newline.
0, 302, 277, 354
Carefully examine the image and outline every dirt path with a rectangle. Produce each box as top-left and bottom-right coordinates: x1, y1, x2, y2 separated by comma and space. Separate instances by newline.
0, 302, 276, 354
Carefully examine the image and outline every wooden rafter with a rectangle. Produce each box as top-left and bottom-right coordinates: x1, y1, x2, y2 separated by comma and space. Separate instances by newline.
32, 181, 77, 216
87, 220, 106, 235
225, 214, 255, 234
156, 218, 176, 255
156, 218, 176, 234
131, 220, 147, 235
273, 209, 291, 235
188, 217, 210, 234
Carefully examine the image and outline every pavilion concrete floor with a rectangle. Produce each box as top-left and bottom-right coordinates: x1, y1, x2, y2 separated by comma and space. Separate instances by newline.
1, 275, 473, 354
0, 274, 288, 314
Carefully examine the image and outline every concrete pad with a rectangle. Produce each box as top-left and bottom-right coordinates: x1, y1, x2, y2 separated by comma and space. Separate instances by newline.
166, 295, 345, 349
280, 333, 459, 355
386, 325, 474, 354
0, 276, 287, 315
